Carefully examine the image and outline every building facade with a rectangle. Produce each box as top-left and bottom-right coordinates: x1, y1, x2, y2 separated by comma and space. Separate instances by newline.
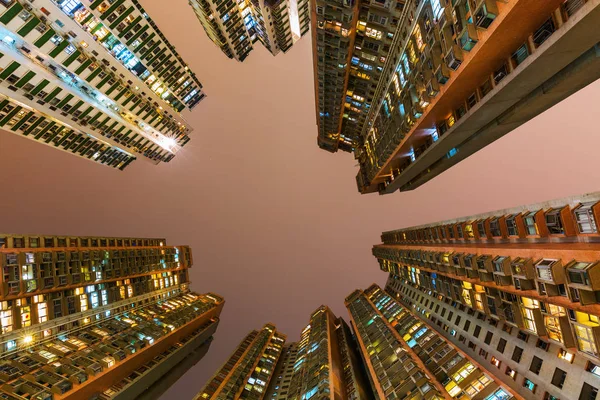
196, 306, 373, 400
311, 0, 414, 153
189, 0, 310, 62
195, 323, 286, 399
0, 0, 206, 169
0, 232, 224, 400
284, 305, 371, 400
312, 0, 600, 195
374, 191, 600, 399
347, 284, 514, 399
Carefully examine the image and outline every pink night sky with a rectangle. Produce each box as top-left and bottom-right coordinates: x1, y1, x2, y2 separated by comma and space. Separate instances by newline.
1, 0, 600, 397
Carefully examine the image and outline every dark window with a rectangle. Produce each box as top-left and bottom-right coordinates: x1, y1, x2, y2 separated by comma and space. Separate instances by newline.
477, 221, 486, 238
497, 338, 507, 353
536, 339, 549, 351
506, 215, 519, 236
512, 346, 524, 363
530, 356, 543, 374
489, 219, 501, 236
484, 332, 493, 345
533, 17, 555, 47
579, 383, 599, 400
464, 320, 471, 331
551, 368, 567, 389
474, 325, 481, 338
546, 209, 565, 235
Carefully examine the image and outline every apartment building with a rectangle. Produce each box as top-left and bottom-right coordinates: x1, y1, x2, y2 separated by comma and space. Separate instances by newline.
264, 342, 298, 400
373, 191, 600, 399
195, 323, 286, 399
312, 0, 416, 153
0, 0, 206, 169
312, 0, 600, 194
346, 284, 514, 399
196, 306, 373, 400
285, 306, 372, 400
189, 0, 309, 62
0, 232, 224, 399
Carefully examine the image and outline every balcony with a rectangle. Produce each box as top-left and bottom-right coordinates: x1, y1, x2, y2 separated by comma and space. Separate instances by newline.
2, 378, 52, 400
444, 45, 463, 71
451, 253, 466, 276
473, 0, 499, 29
566, 261, 600, 305
573, 201, 600, 234
564, 0, 587, 17
458, 24, 478, 51
532, 17, 556, 48
492, 256, 511, 276
434, 63, 450, 84
511, 258, 535, 290
535, 259, 565, 296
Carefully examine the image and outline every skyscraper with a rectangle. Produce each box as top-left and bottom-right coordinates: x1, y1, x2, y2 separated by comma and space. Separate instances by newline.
346, 284, 514, 399
285, 305, 371, 400
0, 232, 224, 399
374, 191, 600, 399
189, 0, 310, 62
196, 306, 373, 400
0, 0, 205, 169
311, 0, 407, 153
312, 0, 600, 194
194, 323, 286, 399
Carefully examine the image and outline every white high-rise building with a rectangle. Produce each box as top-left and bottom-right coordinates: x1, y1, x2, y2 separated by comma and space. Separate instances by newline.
0, 0, 206, 169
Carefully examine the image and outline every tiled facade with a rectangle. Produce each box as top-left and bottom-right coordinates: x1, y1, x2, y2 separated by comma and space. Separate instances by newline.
190, 0, 309, 62
0, 0, 206, 169
311, 0, 600, 195
374, 191, 600, 399
0, 232, 224, 399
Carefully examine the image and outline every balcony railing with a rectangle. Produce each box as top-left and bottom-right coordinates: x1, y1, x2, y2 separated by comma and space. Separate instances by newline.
564, 0, 587, 17
533, 18, 556, 48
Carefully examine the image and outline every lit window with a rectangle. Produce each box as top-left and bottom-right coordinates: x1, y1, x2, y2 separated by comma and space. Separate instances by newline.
523, 378, 536, 392
365, 27, 382, 40
50, 35, 64, 45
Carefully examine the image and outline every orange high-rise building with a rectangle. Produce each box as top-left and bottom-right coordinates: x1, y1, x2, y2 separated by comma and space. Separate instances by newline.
0, 233, 224, 400
312, 0, 600, 194
374, 191, 600, 399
